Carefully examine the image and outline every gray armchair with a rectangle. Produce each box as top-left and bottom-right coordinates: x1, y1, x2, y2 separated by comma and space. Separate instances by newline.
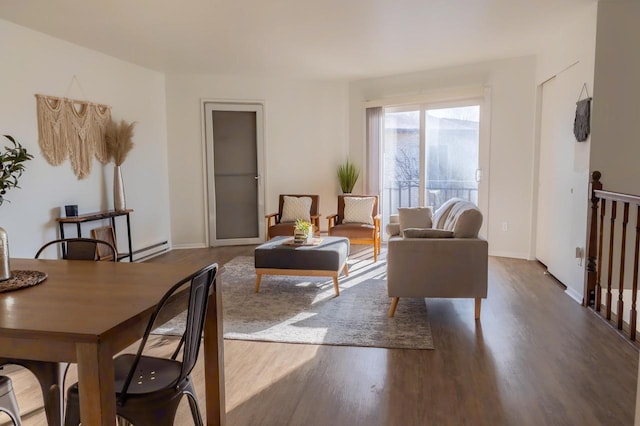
386, 199, 488, 319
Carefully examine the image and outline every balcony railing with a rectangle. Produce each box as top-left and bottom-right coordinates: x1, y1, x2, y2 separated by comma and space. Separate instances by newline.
384, 180, 478, 212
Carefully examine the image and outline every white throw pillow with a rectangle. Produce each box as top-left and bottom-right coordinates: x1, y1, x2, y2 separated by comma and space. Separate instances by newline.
343, 197, 375, 225
280, 196, 312, 223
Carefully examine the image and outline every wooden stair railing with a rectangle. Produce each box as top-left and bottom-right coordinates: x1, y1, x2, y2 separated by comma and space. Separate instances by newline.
585, 171, 640, 341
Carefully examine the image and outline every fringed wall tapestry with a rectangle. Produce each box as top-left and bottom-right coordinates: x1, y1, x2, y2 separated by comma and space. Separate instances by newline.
35, 94, 112, 179
574, 83, 592, 142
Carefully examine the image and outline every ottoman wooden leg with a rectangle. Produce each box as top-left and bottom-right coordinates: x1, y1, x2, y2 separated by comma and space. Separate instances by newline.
332, 275, 340, 297
343, 263, 349, 277
388, 297, 399, 317
255, 274, 263, 293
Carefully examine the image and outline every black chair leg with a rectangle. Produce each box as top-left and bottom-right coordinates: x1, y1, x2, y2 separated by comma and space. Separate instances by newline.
185, 393, 204, 426
1, 359, 66, 426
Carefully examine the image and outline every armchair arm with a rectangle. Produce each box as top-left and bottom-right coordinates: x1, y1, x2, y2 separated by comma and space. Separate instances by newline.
265, 212, 280, 227
311, 214, 321, 233
326, 214, 338, 230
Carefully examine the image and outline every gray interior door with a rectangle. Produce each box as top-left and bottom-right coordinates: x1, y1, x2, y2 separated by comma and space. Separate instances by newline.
204, 102, 264, 246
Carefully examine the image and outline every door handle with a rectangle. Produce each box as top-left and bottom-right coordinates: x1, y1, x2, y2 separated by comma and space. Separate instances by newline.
475, 169, 482, 182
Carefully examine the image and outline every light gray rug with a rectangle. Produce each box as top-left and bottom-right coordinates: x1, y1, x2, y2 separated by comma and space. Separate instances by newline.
153, 256, 434, 350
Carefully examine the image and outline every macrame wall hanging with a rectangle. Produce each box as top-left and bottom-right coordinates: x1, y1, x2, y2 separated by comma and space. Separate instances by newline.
35, 85, 111, 179
574, 83, 592, 142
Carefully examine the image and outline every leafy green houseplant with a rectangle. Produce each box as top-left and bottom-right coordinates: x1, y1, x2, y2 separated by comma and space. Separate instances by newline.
337, 159, 360, 194
0, 135, 34, 206
294, 219, 313, 235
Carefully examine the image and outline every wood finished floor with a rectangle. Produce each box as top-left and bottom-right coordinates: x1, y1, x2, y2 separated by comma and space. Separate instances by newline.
1, 245, 637, 425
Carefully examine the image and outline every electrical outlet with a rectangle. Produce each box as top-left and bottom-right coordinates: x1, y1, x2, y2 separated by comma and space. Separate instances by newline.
501, 222, 508, 232
575, 246, 584, 258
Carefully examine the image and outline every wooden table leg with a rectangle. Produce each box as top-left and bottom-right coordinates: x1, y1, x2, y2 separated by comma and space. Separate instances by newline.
76, 342, 116, 426
204, 280, 226, 425
255, 274, 262, 293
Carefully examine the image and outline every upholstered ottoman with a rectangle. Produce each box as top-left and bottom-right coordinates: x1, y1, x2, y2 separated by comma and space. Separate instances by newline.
254, 236, 350, 296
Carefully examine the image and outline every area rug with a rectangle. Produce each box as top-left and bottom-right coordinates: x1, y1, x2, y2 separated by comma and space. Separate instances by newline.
153, 256, 434, 350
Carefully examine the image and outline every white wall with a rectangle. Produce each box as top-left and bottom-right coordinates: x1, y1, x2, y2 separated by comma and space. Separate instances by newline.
165, 74, 349, 247
0, 19, 170, 258
348, 57, 537, 258
534, 4, 597, 302
591, 1, 640, 193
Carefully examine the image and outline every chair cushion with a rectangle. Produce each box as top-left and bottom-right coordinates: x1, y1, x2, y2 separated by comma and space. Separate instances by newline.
280, 196, 312, 223
398, 207, 432, 236
403, 228, 454, 238
268, 222, 296, 237
329, 223, 375, 239
343, 197, 375, 225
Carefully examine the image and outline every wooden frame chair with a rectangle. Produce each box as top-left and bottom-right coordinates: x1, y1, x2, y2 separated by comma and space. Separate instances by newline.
327, 194, 381, 261
90, 226, 120, 261
265, 194, 320, 239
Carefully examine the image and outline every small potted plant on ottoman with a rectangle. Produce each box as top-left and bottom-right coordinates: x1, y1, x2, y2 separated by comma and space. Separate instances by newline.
294, 219, 313, 244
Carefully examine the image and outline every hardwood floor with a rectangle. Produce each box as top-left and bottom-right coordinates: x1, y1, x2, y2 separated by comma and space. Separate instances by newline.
1, 245, 637, 425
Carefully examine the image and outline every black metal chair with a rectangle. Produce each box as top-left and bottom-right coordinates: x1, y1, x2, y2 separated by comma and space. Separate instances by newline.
64, 262, 218, 426
34, 237, 117, 261
0, 376, 21, 426
0, 238, 119, 425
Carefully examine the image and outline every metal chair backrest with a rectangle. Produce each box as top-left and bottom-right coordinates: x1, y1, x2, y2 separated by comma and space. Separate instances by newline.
117, 263, 218, 404
34, 238, 117, 261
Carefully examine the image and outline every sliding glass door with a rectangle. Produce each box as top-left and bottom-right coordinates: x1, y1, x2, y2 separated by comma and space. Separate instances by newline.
382, 102, 485, 234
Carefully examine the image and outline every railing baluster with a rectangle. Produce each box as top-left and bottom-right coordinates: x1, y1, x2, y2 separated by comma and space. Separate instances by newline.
586, 171, 602, 308
597, 198, 606, 312
606, 200, 617, 320
631, 206, 640, 340
617, 202, 629, 329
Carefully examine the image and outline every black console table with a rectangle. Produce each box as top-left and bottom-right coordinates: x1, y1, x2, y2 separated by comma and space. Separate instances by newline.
56, 209, 134, 262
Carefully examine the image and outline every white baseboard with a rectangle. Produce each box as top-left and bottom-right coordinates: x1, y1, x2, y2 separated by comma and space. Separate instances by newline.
488, 250, 529, 259
172, 243, 207, 249
132, 241, 171, 262
565, 287, 583, 304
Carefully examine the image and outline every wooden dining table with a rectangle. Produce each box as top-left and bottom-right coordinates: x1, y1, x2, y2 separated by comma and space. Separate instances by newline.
0, 258, 226, 426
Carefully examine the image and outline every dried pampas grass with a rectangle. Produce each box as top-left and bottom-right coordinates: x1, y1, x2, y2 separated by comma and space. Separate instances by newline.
105, 119, 135, 166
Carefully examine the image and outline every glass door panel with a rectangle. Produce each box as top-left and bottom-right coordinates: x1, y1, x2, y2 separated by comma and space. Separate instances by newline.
380, 103, 482, 239
424, 106, 479, 211
381, 109, 420, 224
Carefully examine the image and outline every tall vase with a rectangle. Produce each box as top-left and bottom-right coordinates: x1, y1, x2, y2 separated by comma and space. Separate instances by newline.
0, 226, 10, 281
114, 165, 126, 211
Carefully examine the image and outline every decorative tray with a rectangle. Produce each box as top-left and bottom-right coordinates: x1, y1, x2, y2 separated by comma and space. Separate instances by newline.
0, 270, 48, 294
283, 237, 323, 246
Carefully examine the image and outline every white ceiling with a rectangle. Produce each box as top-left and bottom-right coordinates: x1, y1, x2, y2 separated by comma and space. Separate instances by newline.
0, 0, 596, 81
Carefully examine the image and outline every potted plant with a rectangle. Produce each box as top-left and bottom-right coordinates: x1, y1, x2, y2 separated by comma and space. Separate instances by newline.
337, 159, 360, 194
294, 219, 313, 244
1, 135, 34, 280
0, 135, 34, 206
